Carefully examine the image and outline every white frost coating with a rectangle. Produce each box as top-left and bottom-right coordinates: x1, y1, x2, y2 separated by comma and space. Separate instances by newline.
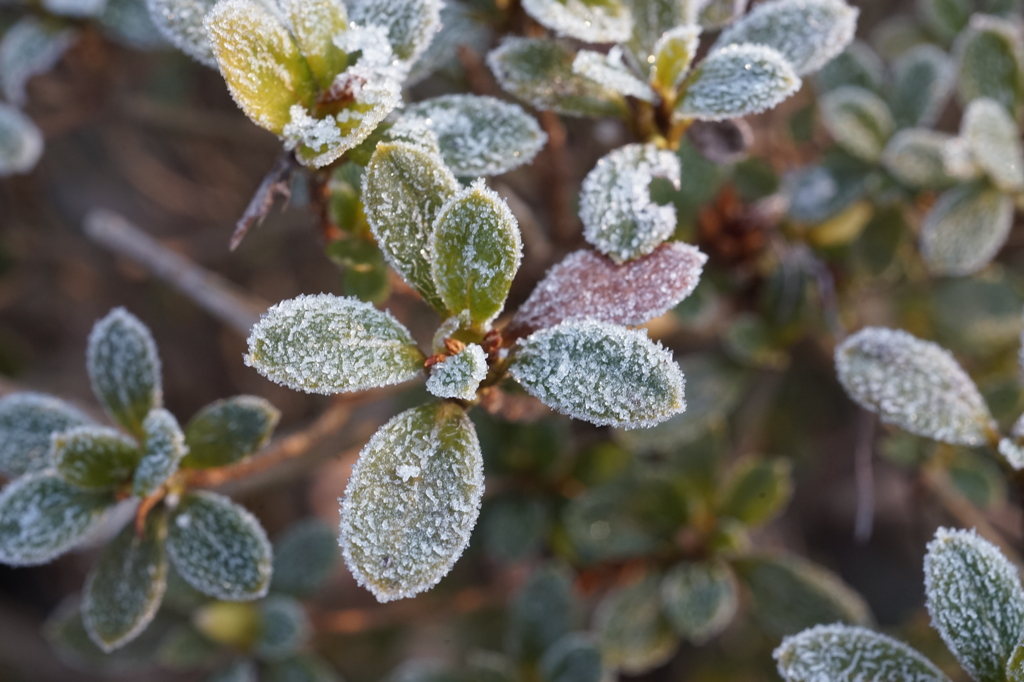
431, 310, 472, 353
774, 624, 951, 682
712, 0, 858, 76
835, 328, 995, 446
580, 143, 680, 264
133, 408, 188, 498
573, 48, 656, 102
521, 0, 633, 43
920, 184, 1013, 277
881, 129, 955, 189
1001, 411, 1024, 470
961, 97, 1024, 193
146, 0, 219, 65
677, 43, 801, 121
0, 392, 92, 477
819, 86, 894, 163
942, 137, 983, 182
661, 561, 737, 644
426, 344, 488, 400
396, 94, 547, 176
0, 17, 77, 105
347, 0, 441, 64
890, 44, 954, 128
509, 320, 686, 429
0, 104, 43, 177
953, 14, 1024, 113
51, 425, 139, 490
339, 402, 484, 602
924, 527, 1024, 682
386, 117, 442, 155
650, 24, 702, 92
245, 294, 425, 395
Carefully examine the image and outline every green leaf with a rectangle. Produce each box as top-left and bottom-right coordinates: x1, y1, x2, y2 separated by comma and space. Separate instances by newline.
82, 511, 168, 652
167, 491, 272, 600
621, 0, 695, 70
925, 527, 1024, 682
0, 392, 92, 477
574, 48, 657, 103
814, 40, 886, 94
133, 408, 187, 498
716, 456, 793, 526
881, 129, 958, 189
954, 14, 1024, 117
52, 426, 139, 490
487, 37, 628, 118
347, 0, 442, 63
146, 0, 218, 65
785, 152, 870, 223
271, 520, 339, 597
509, 320, 686, 429
521, 0, 633, 43
482, 494, 549, 563
774, 624, 951, 682
661, 560, 738, 644
920, 0, 970, 42
712, 0, 859, 76
87, 307, 163, 436
362, 141, 460, 312
279, 0, 348, 90
265, 654, 341, 682
889, 44, 955, 128
208, 660, 259, 682
579, 143, 680, 264
651, 25, 702, 94
677, 44, 801, 121
340, 402, 484, 602
819, 86, 894, 162
1009, 633, 1024, 682
595, 575, 678, 674
255, 595, 311, 660
182, 396, 280, 469
194, 601, 259, 647
0, 473, 113, 566
245, 293, 425, 395
836, 327, 995, 446
732, 554, 872, 637
396, 95, 547, 177
429, 180, 522, 325
508, 564, 577, 659
0, 17, 76, 106
426, 343, 489, 400
962, 97, 1024, 193
698, 0, 745, 29
919, 182, 1014, 277
157, 624, 219, 670
540, 634, 604, 682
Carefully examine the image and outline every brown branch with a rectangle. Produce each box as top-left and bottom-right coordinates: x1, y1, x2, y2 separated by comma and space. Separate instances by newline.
312, 586, 497, 634
537, 111, 576, 245
457, 46, 502, 97
231, 153, 297, 251
853, 411, 876, 543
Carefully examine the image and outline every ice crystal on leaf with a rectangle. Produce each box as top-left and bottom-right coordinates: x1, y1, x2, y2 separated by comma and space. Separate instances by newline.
580, 143, 681, 264
397, 95, 547, 177
182, 396, 280, 469
280, 0, 350, 88
621, 0, 700, 71
924, 527, 1024, 682
52, 426, 140, 490
0, 17, 76, 106
954, 14, 1024, 118
774, 624, 951, 682
147, 0, 219, 65
961, 97, 1024, 193
521, 0, 633, 44
573, 48, 656, 102
920, 183, 1013, 277
650, 25, 701, 93
712, 0, 858, 76
890, 44, 955, 129
347, 0, 441, 64
676, 44, 801, 121
339, 402, 484, 602
0, 104, 43, 177
835, 327, 995, 446
245, 294, 425, 395
0, 392, 92, 477
133, 408, 188, 498
819, 86, 894, 163
595, 575, 678, 674
998, 412, 1024, 469
426, 344, 488, 400
509, 320, 686, 429
510, 244, 706, 335
881, 129, 957, 189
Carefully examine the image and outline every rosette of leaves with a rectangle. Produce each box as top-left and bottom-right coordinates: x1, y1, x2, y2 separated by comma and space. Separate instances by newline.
244, 142, 709, 603
0, 308, 280, 653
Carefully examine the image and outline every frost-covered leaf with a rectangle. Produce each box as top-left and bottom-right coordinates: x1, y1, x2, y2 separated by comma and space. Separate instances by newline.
509, 320, 686, 429
52, 426, 139, 490
521, 0, 633, 43
87, 308, 162, 436
146, 0, 218, 65
396, 95, 546, 176
42, 0, 105, 17
580, 143, 680, 264
340, 402, 483, 602
133, 408, 187, 498
82, 511, 167, 652
621, 0, 697, 70
716, 456, 792, 527
101, 0, 165, 50
732, 554, 872, 636
881, 129, 958, 189
954, 14, 1024, 117
510, 244, 706, 336
167, 491, 272, 600
920, 0, 970, 43
482, 493, 549, 563
271, 520, 338, 597
774, 624, 951, 682
919, 183, 1013, 277
676, 44, 801, 121
573, 48, 656, 102
699, 0, 745, 29
0, 473, 113, 566
426, 344, 488, 400
278, 0, 348, 89
508, 564, 577, 658
836, 328, 994, 446
264, 654, 340, 682
406, 0, 491, 85
363, 141, 460, 312
347, 0, 441, 64
157, 623, 219, 670
540, 634, 604, 682
814, 40, 886, 94
0, 392, 92, 477
819, 86, 894, 163
182, 396, 280, 469
487, 37, 628, 118
255, 595, 310, 660
429, 180, 522, 325
712, 0, 858, 76
961, 97, 1024, 193
0, 104, 43, 177
245, 294, 425, 395
0, 17, 76, 106
889, 44, 954, 128
650, 25, 702, 94
925, 527, 1024, 682
193, 601, 259, 647
595, 575, 678, 674
943, 137, 985, 182
784, 154, 869, 223
661, 560, 738, 644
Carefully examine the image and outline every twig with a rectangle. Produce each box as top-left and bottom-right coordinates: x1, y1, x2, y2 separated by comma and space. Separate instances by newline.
853, 411, 876, 544
84, 209, 268, 336
313, 585, 497, 634
457, 46, 502, 97
231, 153, 297, 251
